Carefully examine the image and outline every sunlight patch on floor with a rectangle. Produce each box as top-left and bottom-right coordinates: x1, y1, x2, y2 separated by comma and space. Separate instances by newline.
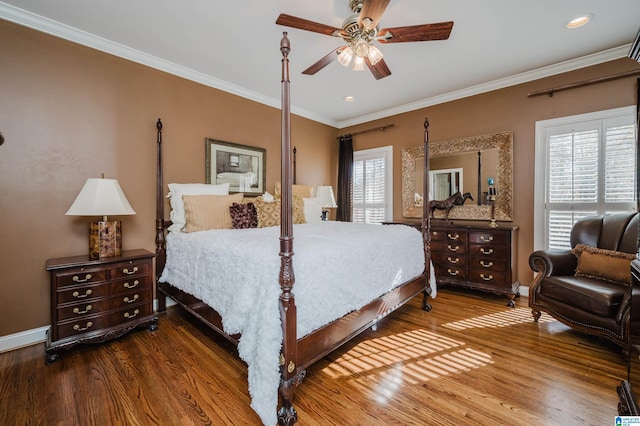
442, 307, 556, 331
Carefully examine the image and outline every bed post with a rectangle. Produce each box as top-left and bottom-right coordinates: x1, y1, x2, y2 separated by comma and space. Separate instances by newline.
155, 118, 167, 312
422, 118, 433, 311
277, 32, 304, 426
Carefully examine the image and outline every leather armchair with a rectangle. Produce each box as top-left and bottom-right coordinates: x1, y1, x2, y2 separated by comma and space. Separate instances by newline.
529, 212, 639, 349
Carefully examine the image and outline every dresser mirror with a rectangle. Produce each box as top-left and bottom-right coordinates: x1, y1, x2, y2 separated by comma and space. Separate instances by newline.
402, 131, 513, 220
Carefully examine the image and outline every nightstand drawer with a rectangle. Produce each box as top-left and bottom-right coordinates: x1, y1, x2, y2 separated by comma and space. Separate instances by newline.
56, 303, 153, 340
56, 288, 152, 321
57, 282, 108, 305
109, 260, 151, 279
54, 268, 107, 287
109, 276, 152, 295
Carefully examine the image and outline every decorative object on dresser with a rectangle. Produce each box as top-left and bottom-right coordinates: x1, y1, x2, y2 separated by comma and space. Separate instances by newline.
315, 185, 337, 220
45, 249, 157, 364
430, 221, 519, 307
529, 212, 638, 351
65, 176, 136, 260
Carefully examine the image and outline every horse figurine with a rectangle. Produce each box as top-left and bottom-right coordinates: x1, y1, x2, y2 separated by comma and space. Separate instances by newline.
453, 192, 474, 206
428, 192, 463, 220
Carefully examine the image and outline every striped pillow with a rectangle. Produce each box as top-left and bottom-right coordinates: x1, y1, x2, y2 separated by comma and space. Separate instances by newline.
182, 193, 244, 232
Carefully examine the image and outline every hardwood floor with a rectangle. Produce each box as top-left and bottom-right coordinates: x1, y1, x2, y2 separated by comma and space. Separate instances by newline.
0, 288, 626, 425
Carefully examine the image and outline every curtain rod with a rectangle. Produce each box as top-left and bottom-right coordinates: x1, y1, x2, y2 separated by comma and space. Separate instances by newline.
337, 123, 394, 139
527, 69, 640, 97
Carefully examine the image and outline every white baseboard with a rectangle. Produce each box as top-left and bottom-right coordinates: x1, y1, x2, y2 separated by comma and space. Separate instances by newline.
0, 298, 176, 354
0, 326, 48, 354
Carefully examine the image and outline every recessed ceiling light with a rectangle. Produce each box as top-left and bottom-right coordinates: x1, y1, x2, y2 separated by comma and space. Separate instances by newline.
343, 96, 354, 102
565, 13, 594, 29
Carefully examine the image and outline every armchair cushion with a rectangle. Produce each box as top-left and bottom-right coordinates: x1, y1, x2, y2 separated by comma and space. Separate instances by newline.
572, 243, 635, 284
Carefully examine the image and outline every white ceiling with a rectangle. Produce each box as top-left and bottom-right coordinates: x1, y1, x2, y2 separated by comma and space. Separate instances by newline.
1, 1, 639, 128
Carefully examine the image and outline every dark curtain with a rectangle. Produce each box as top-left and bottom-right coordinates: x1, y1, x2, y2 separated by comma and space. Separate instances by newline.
336, 135, 353, 222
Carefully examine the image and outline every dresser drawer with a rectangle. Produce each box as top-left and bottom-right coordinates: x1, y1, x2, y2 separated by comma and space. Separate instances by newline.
469, 256, 508, 272
467, 269, 508, 288
469, 231, 508, 246
468, 244, 509, 258
435, 264, 467, 280
443, 230, 467, 243
432, 252, 466, 268
56, 303, 153, 340
54, 268, 107, 287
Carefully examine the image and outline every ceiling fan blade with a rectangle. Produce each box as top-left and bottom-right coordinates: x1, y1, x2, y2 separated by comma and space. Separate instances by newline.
378, 21, 454, 43
358, 0, 390, 30
302, 47, 342, 75
365, 57, 391, 80
276, 14, 344, 37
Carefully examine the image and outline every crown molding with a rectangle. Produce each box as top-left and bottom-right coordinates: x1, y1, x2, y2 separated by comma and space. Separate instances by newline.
1, 2, 629, 130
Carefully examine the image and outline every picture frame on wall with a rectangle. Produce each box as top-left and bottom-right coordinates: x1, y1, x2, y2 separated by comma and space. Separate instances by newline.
205, 138, 266, 195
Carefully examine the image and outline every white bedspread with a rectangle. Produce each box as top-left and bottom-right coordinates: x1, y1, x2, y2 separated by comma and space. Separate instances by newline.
159, 222, 426, 425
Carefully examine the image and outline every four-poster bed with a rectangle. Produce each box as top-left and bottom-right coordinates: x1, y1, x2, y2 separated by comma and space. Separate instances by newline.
154, 33, 433, 425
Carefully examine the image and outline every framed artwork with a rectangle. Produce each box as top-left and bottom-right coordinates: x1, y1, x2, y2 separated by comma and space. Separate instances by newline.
205, 138, 266, 195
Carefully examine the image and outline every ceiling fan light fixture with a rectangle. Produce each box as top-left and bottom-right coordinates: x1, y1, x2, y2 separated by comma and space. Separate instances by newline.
353, 55, 366, 71
367, 44, 383, 65
337, 46, 354, 67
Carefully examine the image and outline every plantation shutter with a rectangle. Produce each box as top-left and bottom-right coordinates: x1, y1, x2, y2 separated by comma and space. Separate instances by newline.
353, 146, 392, 224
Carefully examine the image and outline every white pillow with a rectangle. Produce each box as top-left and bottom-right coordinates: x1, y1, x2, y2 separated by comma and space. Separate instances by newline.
303, 197, 324, 223
167, 183, 230, 232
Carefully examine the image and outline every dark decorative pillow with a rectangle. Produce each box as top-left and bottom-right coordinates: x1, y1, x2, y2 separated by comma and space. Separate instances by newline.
229, 202, 257, 229
572, 243, 636, 284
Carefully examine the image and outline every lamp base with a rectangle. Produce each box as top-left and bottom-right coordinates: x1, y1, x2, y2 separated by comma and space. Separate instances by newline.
89, 221, 122, 260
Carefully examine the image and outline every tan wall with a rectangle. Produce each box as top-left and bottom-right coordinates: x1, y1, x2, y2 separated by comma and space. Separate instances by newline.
342, 57, 640, 288
0, 20, 337, 337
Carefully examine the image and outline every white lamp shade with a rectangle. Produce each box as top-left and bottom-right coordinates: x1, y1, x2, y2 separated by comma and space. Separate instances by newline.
66, 178, 136, 216
316, 186, 337, 209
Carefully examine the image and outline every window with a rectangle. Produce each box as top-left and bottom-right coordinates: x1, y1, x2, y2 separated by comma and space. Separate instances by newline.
534, 106, 637, 250
353, 146, 393, 223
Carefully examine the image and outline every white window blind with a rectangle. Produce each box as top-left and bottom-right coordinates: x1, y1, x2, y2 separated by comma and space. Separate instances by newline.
353, 146, 392, 224
535, 106, 637, 250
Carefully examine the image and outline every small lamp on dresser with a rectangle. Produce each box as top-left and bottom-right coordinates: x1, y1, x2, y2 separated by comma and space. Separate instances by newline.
316, 185, 337, 221
66, 176, 136, 259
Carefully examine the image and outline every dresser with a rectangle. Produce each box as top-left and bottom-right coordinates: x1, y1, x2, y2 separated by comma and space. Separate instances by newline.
430, 221, 519, 306
45, 249, 157, 364
618, 259, 640, 415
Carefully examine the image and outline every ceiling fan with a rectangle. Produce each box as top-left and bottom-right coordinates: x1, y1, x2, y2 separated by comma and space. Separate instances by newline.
275, 0, 453, 80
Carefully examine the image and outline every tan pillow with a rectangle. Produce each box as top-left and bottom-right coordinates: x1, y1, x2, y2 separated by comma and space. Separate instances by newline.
573, 243, 636, 284
254, 195, 306, 228
274, 181, 315, 199
182, 193, 244, 232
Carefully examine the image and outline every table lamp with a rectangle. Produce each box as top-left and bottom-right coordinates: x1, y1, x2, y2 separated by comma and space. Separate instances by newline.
316, 186, 337, 221
66, 177, 136, 259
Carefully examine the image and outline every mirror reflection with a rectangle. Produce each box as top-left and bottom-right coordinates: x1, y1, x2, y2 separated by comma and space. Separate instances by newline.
402, 132, 513, 221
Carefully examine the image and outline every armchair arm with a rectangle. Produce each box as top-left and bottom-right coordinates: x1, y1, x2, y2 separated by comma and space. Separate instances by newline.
529, 249, 577, 277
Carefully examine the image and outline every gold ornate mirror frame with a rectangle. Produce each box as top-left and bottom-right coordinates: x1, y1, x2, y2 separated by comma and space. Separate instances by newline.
402, 131, 513, 221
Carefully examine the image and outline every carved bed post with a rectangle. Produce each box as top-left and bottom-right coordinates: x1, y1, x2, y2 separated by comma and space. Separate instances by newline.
155, 118, 167, 312
422, 118, 433, 311
277, 32, 304, 426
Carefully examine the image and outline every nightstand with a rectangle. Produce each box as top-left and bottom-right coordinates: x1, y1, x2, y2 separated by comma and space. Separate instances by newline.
45, 249, 158, 364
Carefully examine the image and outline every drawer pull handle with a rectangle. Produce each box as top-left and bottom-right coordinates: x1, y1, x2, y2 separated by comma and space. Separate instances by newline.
480, 248, 494, 255
72, 289, 93, 299
447, 233, 460, 240
124, 309, 140, 319
480, 236, 494, 242
447, 269, 460, 276
72, 305, 93, 315
73, 322, 93, 332
124, 280, 139, 289
447, 257, 460, 264
122, 267, 139, 275
480, 261, 494, 268
432, 231, 438, 236
480, 273, 494, 281
72, 274, 92, 283
124, 295, 139, 304
447, 245, 460, 252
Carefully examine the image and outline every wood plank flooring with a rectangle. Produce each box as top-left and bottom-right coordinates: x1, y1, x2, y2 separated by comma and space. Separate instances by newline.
0, 288, 626, 425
